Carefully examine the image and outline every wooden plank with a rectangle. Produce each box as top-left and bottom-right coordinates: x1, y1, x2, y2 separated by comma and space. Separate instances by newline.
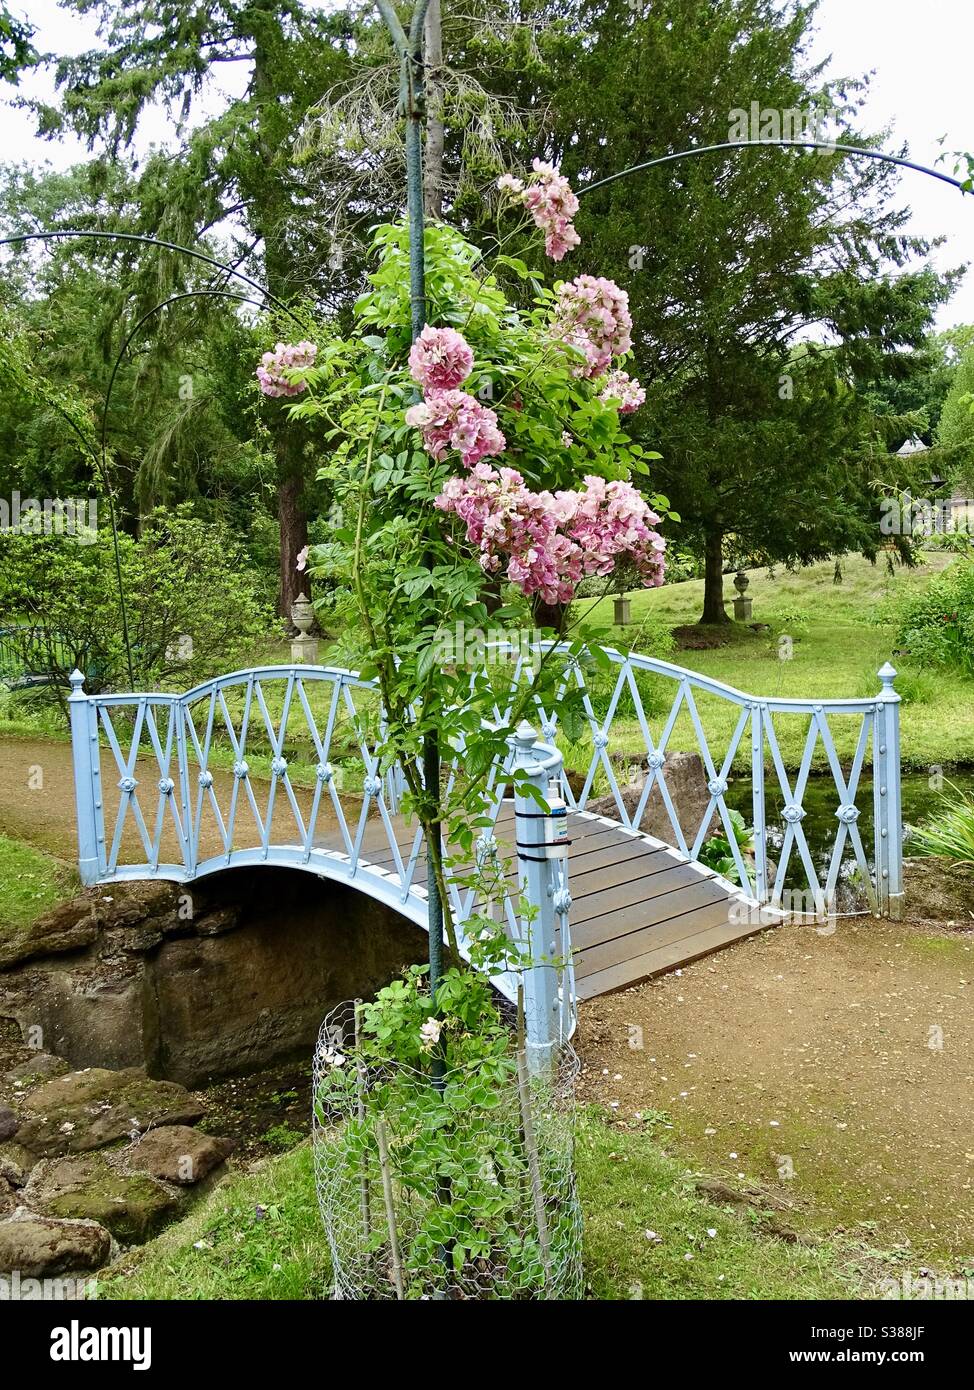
570, 845, 700, 897
572, 878, 729, 957
575, 908, 765, 999
570, 862, 722, 928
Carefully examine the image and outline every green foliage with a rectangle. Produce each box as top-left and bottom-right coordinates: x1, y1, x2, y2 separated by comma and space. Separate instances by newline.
315, 970, 576, 1298
0, 508, 279, 712
896, 557, 974, 677
936, 339, 974, 482
911, 783, 974, 867
698, 808, 754, 883
0, 3, 36, 83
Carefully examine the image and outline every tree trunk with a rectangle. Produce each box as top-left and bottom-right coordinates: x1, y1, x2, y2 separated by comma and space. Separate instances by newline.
277, 457, 308, 626
532, 596, 570, 634
423, 0, 444, 219
701, 529, 729, 624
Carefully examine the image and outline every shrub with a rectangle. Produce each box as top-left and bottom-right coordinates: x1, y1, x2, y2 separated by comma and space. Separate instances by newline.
911, 782, 974, 867
0, 506, 279, 714
896, 557, 974, 677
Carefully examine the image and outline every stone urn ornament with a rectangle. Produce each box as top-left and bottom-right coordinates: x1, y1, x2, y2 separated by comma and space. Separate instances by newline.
732, 570, 752, 623
290, 592, 319, 663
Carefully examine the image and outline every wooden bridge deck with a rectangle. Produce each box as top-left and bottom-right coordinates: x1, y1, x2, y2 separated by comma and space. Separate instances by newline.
316, 804, 765, 1000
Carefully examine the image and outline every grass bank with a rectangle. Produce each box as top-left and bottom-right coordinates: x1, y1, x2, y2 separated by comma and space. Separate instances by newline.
100, 1111, 888, 1301
0, 831, 75, 931
575, 550, 973, 771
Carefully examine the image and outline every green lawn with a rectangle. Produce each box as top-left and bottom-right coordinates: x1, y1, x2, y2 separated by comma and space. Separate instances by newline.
0, 832, 74, 931
567, 549, 973, 772
99, 1111, 888, 1301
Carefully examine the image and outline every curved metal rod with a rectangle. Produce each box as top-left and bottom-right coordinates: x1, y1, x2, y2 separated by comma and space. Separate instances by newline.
0, 228, 302, 322
578, 139, 973, 198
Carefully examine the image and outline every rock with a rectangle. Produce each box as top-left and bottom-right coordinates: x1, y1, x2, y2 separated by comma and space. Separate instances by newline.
5, 1052, 70, 1086
16, 1068, 204, 1157
23, 1153, 179, 1244
0, 868, 427, 1085
0, 1142, 36, 1186
588, 750, 720, 847
0, 1209, 112, 1275
0, 1107, 17, 1142
0, 900, 98, 970
0, 1176, 16, 1216
128, 1125, 234, 1185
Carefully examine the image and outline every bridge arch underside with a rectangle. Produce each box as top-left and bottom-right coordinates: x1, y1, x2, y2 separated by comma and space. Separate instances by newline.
31, 865, 438, 1088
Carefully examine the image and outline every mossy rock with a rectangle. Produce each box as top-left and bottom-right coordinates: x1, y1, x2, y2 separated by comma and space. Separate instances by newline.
23, 1153, 180, 1244
17, 1068, 204, 1157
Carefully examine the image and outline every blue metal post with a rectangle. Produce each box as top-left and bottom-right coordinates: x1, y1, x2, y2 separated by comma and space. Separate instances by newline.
68, 670, 103, 885
750, 701, 769, 905
510, 721, 567, 1072
875, 663, 903, 918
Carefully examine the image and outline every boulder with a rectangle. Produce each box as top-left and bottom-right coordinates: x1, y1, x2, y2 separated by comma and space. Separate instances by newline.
0, 1176, 16, 1216
0, 1106, 17, 1142
127, 1125, 234, 1185
16, 1067, 204, 1157
0, 900, 98, 970
0, 1209, 111, 1276
23, 1153, 179, 1244
587, 750, 720, 847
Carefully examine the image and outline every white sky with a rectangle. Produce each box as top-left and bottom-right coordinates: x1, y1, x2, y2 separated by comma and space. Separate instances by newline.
2, 0, 972, 326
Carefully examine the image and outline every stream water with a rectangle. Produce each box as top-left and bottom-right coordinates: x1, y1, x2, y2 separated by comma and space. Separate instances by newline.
724, 769, 973, 884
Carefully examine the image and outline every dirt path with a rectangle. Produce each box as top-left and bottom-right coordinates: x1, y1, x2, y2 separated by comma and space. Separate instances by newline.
578, 915, 974, 1265
0, 734, 342, 866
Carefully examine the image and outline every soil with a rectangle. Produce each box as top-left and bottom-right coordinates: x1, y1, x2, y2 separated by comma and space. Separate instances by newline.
577, 912, 974, 1265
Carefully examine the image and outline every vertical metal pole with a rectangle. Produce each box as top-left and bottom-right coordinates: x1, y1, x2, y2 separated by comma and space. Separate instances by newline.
750, 701, 768, 906
510, 722, 563, 1073
875, 663, 903, 919
377, 0, 440, 998
68, 669, 102, 885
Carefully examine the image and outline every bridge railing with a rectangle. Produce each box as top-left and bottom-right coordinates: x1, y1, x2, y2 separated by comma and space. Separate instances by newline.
67, 664, 576, 1044
490, 643, 903, 918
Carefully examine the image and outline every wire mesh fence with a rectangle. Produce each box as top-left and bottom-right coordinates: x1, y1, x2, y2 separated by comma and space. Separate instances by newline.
312, 1001, 583, 1300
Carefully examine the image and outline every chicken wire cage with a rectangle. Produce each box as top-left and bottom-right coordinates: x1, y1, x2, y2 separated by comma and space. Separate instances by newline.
312, 1000, 583, 1301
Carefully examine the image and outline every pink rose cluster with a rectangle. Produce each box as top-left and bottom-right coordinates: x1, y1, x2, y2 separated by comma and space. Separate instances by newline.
256, 341, 317, 397
405, 326, 506, 468
407, 324, 475, 392
436, 465, 665, 605
551, 276, 633, 378
497, 159, 580, 262
599, 368, 646, 414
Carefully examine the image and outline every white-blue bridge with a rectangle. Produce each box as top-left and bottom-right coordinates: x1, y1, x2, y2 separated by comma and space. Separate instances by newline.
68, 645, 903, 1056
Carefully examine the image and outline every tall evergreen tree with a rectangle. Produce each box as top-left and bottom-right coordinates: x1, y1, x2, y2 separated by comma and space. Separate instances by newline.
36, 0, 358, 616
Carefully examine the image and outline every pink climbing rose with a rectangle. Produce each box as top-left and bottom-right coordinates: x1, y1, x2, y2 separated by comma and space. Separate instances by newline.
551, 275, 633, 378
497, 159, 581, 262
406, 389, 506, 468
256, 341, 317, 397
436, 467, 665, 605
407, 325, 475, 392
599, 368, 646, 413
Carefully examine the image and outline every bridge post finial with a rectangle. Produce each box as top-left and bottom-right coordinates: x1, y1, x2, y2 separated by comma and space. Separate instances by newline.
509, 725, 572, 1072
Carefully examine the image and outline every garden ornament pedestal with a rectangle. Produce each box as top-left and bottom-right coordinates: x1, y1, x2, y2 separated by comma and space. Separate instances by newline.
613, 596, 632, 626
733, 570, 752, 622
290, 593, 318, 663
